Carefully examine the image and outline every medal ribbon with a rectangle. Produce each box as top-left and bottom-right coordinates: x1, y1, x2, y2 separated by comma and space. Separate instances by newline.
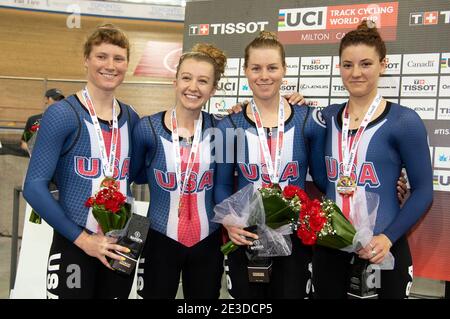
171, 108, 203, 209
250, 96, 285, 184
82, 88, 118, 178
341, 94, 382, 178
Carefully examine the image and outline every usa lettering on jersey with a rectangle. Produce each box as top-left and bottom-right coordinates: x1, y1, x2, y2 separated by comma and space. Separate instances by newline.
325, 156, 380, 188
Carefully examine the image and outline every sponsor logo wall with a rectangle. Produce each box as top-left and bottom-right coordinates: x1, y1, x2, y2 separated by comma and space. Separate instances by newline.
184, 0, 450, 281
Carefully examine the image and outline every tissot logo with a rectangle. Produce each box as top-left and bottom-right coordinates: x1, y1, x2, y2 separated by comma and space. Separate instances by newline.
280, 78, 298, 94
409, 11, 450, 25
331, 77, 349, 97
401, 77, 438, 97
300, 56, 332, 75
383, 55, 401, 75
189, 21, 269, 36
438, 100, 450, 120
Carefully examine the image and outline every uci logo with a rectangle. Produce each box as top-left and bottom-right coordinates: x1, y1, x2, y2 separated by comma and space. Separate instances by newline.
278, 7, 327, 31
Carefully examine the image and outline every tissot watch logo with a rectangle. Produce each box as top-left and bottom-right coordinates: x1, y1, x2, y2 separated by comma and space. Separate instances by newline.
438, 100, 450, 120
409, 11, 450, 25
401, 77, 438, 97
189, 21, 269, 36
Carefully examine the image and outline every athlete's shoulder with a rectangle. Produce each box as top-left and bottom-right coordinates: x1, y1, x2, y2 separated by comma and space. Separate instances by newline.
390, 102, 424, 123
43, 96, 80, 123
149, 111, 165, 121
118, 100, 140, 118
321, 102, 344, 118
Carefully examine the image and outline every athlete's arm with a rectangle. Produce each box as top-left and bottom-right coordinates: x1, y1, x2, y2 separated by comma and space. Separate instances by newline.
214, 117, 258, 245
130, 117, 155, 185
214, 116, 235, 204
382, 110, 433, 243
23, 104, 84, 242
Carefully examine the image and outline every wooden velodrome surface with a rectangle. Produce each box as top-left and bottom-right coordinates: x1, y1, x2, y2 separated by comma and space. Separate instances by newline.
0, 7, 183, 127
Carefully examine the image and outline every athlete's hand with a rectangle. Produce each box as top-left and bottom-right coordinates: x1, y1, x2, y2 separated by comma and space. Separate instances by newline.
397, 171, 408, 204
224, 224, 258, 246
226, 101, 248, 114
357, 234, 392, 264
284, 92, 305, 105
74, 231, 130, 270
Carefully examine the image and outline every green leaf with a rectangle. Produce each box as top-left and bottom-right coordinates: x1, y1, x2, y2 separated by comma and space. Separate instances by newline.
92, 203, 131, 234
264, 196, 295, 220
316, 202, 356, 249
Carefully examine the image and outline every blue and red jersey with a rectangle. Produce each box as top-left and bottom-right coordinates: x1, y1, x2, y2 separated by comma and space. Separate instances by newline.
214, 104, 327, 204
321, 101, 433, 243
23, 95, 139, 242
131, 111, 218, 247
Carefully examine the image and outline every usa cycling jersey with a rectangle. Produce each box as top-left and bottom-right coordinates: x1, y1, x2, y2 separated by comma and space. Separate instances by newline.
131, 111, 218, 247
321, 101, 433, 243
214, 104, 327, 204
23, 95, 139, 242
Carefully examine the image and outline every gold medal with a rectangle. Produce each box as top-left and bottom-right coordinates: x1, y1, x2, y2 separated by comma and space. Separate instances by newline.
337, 176, 356, 196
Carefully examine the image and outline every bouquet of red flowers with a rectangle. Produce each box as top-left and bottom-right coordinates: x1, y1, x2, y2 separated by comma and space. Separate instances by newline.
214, 183, 302, 256
296, 195, 356, 249
23, 121, 40, 142
85, 178, 131, 235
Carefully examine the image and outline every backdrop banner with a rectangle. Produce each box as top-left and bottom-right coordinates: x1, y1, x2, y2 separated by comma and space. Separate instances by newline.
184, 0, 450, 281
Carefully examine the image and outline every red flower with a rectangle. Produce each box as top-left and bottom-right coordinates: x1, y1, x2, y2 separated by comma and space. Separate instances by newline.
282, 185, 299, 199
105, 199, 120, 213
113, 191, 126, 204
296, 189, 310, 205
85, 197, 94, 207
297, 226, 317, 245
309, 213, 326, 232
30, 124, 40, 132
